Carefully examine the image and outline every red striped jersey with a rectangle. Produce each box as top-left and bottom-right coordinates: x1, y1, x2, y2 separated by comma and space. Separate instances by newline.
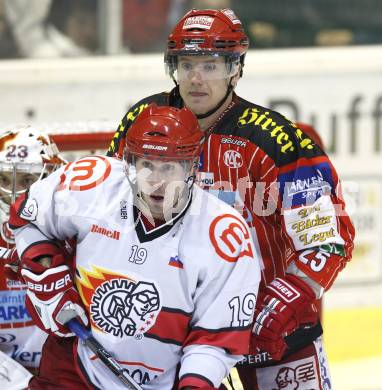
108, 89, 355, 292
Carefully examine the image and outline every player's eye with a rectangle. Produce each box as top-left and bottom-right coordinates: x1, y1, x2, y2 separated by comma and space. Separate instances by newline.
0, 174, 11, 189
141, 160, 154, 170
180, 61, 193, 71
203, 62, 217, 72
160, 164, 175, 173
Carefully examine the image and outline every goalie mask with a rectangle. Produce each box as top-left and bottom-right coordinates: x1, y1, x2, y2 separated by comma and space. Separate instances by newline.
0, 127, 66, 231
124, 104, 205, 222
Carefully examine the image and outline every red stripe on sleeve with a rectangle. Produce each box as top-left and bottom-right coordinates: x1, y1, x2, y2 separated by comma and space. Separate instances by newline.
278, 156, 330, 174
184, 327, 251, 355
178, 373, 215, 389
146, 308, 191, 344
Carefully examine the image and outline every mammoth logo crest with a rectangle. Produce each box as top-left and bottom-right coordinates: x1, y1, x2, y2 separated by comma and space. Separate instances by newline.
77, 266, 161, 339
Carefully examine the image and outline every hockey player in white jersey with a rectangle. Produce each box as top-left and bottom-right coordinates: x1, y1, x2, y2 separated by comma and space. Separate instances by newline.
10, 104, 261, 389
0, 127, 66, 389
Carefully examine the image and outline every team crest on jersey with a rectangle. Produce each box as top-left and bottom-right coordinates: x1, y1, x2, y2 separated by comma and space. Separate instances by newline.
223, 150, 243, 168
57, 156, 111, 192
76, 265, 161, 339
209, 214, 253, 262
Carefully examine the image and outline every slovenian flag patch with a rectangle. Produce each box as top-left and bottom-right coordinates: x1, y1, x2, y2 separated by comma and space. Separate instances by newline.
168, 255, 183, 269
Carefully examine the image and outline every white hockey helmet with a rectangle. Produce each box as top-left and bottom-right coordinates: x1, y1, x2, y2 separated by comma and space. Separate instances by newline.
0, 126, 66, 217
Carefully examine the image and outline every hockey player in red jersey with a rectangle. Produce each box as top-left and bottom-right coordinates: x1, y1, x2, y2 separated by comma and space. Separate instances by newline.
107, 8, 355, 390
10, 104, 261, 389
0, 127, 66, 387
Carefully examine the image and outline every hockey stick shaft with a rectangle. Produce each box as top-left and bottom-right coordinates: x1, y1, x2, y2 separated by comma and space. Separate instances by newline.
0, 247, 13, 260
66, 318, 142, 390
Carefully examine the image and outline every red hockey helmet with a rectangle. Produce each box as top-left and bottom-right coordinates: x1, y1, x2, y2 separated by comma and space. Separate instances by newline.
165, 8, 249, 80
125, 103, 205, 161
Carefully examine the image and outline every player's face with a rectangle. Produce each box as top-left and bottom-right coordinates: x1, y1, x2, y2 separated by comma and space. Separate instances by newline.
135, 158, 190, 220
177, 55, 232, 116
0, 170, 39, 204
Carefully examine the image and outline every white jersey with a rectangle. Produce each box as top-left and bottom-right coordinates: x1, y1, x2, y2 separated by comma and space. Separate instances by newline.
14, 156, 261, 389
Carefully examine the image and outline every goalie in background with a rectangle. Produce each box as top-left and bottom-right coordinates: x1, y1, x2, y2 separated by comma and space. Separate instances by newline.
0, 127, 66, 389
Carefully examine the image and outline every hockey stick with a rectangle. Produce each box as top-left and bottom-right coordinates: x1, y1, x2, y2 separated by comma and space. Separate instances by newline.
66, 318, 142, 390
0, 247, 12, 259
